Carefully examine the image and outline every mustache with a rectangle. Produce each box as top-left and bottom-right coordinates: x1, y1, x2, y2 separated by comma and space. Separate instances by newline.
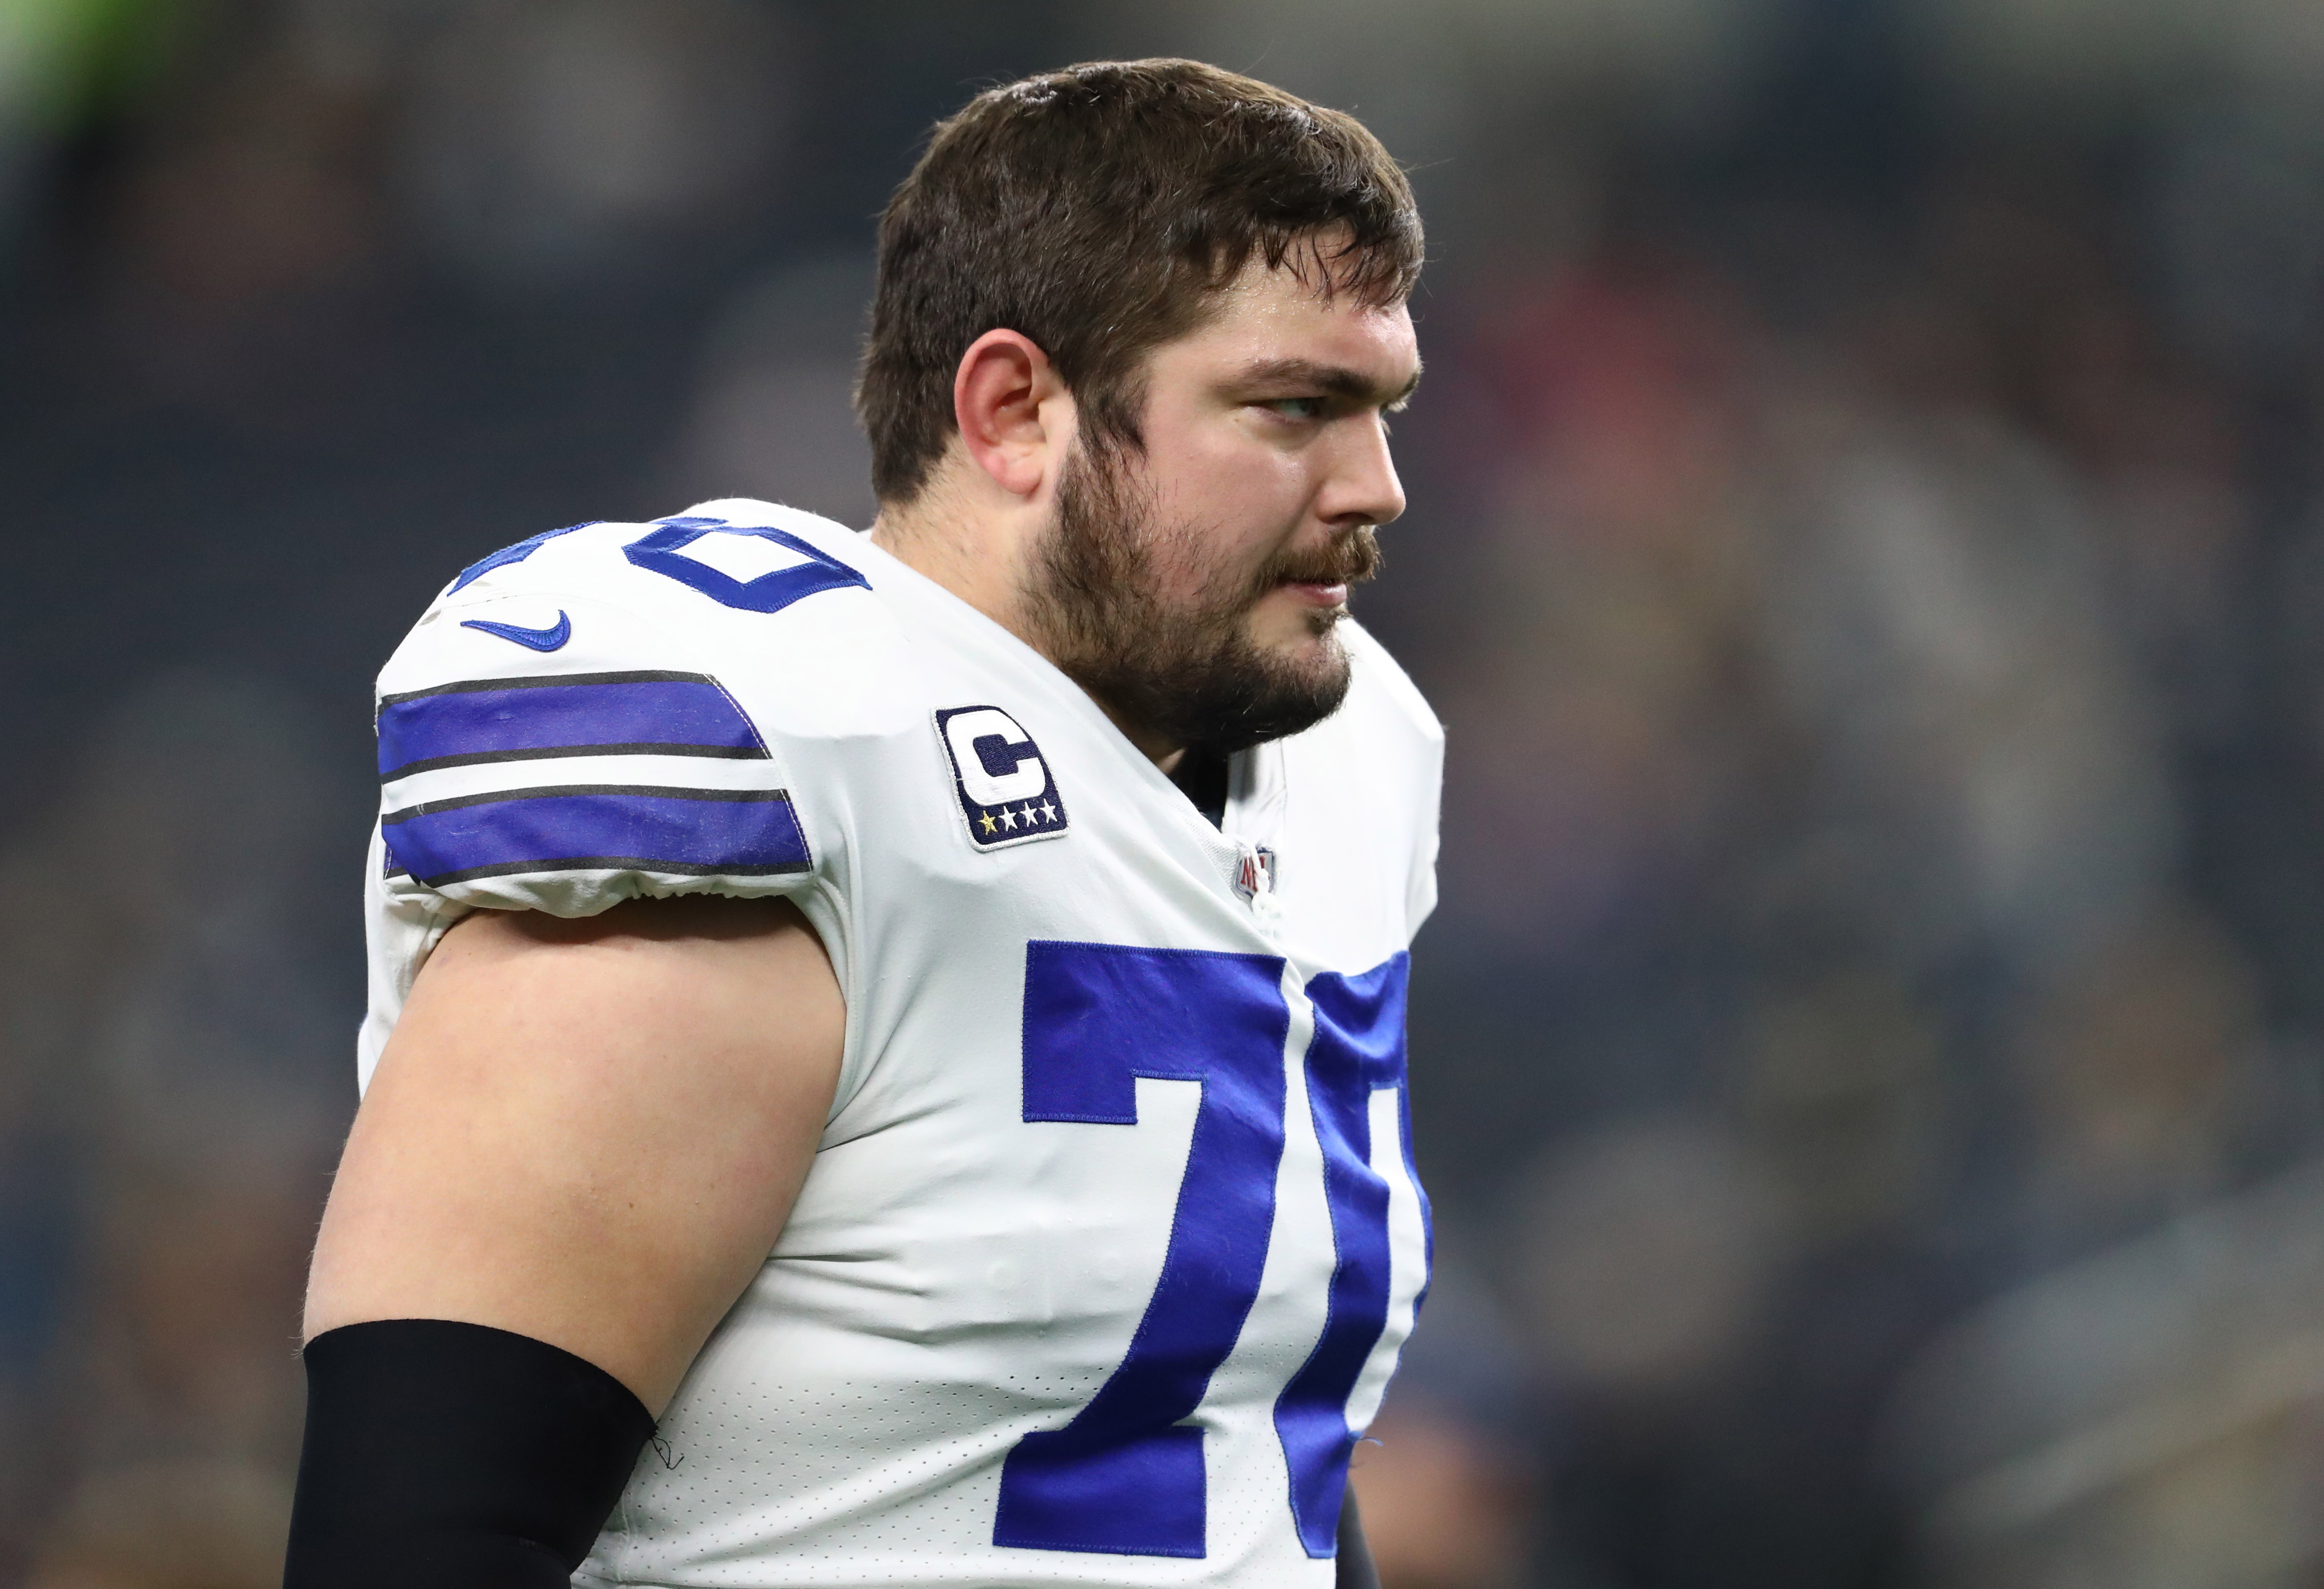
1257, 527, 1383, 594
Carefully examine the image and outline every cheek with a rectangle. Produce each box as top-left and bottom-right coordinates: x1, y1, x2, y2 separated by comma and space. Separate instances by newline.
1148, 435, 1312, 584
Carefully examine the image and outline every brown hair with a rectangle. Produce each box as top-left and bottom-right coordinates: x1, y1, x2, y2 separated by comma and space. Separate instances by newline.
857, 59, 1423, 505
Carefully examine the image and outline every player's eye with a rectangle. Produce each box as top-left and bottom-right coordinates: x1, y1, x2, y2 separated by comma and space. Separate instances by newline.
1262, 396, 1327, 421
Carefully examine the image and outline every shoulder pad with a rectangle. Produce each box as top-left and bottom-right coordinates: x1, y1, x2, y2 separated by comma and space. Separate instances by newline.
374, 562, 817, 918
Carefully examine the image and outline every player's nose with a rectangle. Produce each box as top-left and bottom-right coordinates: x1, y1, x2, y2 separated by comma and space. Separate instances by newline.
1320, 414, 1407, 530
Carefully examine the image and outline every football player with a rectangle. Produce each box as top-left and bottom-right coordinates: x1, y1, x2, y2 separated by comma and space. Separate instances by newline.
287, 58, 1438, 1589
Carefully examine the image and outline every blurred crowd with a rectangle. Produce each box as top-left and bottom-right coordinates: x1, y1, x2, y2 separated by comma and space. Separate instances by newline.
7, 0, 2324, 1585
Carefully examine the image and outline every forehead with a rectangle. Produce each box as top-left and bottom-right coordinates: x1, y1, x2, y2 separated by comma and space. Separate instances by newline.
1155, 255, 1419, 387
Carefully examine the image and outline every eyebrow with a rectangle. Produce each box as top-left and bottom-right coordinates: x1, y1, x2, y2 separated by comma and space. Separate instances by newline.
1233, 355, 1424, 409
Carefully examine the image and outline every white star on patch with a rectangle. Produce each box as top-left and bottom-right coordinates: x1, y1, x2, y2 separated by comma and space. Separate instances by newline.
999, 807, 1018, 830
1039, 798, 1058, 823
1021, 803, 1039, 825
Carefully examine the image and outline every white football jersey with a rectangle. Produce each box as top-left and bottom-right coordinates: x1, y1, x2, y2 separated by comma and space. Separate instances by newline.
360, 500, 1443, 1589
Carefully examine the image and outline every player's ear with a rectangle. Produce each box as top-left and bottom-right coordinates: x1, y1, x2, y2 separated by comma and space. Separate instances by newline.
953, 329, 1068, 500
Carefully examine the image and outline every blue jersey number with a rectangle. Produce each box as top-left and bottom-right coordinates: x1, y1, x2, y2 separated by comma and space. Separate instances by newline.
623, 518, 869, 613
1277, 957, 1423, 1554
994, 941, 1419, 1560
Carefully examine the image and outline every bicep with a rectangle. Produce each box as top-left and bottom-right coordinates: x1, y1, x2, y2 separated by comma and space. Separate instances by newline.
306, 893, 844, 1414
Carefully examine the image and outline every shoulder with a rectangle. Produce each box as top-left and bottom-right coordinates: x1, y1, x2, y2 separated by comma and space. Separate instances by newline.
385, 501, 915, 739
1337, 618, 1444, 754
1337, 621, 1444, 932
1269, 618, 1444, 943
397, 500, 893, 667
374, 502, 914, 920
1271, 618, 1442, 825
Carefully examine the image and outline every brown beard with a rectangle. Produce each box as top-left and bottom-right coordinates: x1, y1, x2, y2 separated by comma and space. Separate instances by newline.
1028, 440, 1382, 755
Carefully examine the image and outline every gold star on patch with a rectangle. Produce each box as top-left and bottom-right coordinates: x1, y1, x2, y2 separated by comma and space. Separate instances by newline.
979, 811, 998, 836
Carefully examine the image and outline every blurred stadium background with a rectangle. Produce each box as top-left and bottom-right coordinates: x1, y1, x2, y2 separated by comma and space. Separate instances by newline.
6, 0, 2324, 1584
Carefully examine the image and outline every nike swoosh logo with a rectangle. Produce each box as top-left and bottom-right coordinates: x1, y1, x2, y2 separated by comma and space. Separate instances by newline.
460, 611, 571, 651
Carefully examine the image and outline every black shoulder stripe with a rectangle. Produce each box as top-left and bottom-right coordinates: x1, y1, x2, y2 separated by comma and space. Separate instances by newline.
382, 782, 795, 826
416, 855, 814, 887
377, 669, 717, 710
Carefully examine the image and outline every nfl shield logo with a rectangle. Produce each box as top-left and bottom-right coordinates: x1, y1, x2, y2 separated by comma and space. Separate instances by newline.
1234, 846, 1279, 898
935, 706, 1069, 850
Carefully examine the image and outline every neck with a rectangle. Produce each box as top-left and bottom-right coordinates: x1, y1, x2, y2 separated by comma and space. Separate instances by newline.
870, 498, 1187, 773
867, 486, 1024, 636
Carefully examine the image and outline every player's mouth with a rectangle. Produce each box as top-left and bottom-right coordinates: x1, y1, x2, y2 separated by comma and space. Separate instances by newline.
1255, 528, 1381, 610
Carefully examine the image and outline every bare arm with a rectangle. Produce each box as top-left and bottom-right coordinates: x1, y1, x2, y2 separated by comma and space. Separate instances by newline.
305, 892, 844, 1414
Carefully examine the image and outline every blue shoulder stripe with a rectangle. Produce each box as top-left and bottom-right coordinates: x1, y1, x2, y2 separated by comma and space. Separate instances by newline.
380, 784, 811, 887
377, 670, 767, 779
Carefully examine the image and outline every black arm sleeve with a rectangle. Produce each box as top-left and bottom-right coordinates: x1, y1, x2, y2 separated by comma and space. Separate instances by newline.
1337, 1488, 1382, 1589
283, 1318, 655, 1589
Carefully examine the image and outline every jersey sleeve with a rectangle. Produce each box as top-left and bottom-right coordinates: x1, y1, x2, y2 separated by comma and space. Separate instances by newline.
372, 584, 814, 919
